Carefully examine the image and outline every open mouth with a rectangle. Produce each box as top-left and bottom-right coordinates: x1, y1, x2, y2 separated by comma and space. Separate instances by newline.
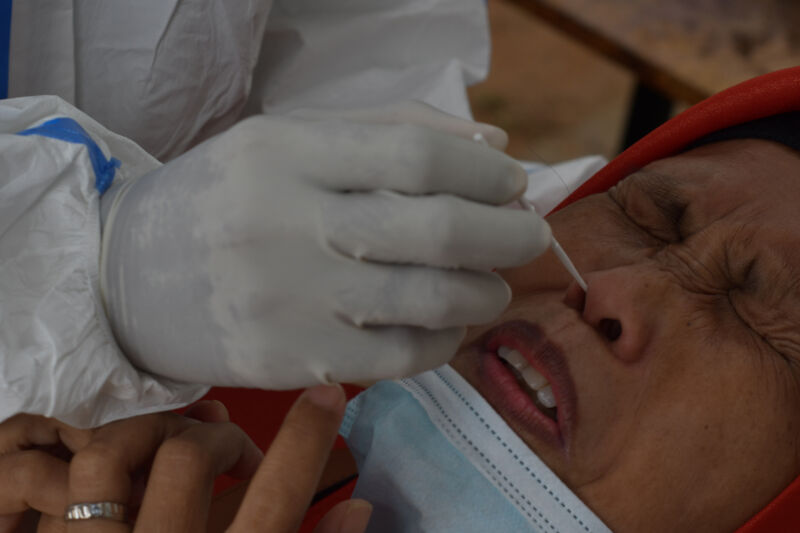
472, 320, 576, 448
496, 345, 558, 422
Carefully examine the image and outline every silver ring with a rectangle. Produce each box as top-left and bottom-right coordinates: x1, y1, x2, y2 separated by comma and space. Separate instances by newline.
65, 502, 128, 522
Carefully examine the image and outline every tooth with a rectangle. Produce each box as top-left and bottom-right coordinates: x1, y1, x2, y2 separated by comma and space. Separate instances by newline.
537, 385, 556, 408
522, 366, 549, 390
498, 347, 528, 370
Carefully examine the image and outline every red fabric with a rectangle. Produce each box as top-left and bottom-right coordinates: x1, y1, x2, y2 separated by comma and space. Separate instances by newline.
555, 66, 800, 532
200, 386, 362, 494
554, 66, 800, 212
736, 475, 800, 533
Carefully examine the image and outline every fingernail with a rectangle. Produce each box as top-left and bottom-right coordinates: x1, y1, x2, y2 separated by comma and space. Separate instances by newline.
305, 384, 345, 412
482, 124, 509, 151
341, 500, 373, 533
210, 399, 230, 418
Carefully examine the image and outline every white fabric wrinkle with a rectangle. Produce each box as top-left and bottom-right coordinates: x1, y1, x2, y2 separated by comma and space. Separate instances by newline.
148, 0, 182, 70
269, 11, 482, 84
0, 96, 207, 428
68, 0, 274, 160
251, 0, 488, 119
9, 0, 77, 103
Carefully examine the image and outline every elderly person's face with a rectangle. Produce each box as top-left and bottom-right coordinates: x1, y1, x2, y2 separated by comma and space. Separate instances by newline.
451, 139, 800, 532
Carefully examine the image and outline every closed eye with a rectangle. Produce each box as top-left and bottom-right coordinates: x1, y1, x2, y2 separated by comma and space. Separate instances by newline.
609, 172, 688, 244
648, 186, 688, 240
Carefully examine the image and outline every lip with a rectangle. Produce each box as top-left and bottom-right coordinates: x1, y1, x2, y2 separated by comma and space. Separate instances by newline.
473, 319, 577, 450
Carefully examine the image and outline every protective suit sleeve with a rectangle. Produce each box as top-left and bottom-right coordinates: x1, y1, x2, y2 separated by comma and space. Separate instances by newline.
9, 0, 486, 161
0, 95, 208, 429
246, 0, 489, 120
10, 0, 274, 162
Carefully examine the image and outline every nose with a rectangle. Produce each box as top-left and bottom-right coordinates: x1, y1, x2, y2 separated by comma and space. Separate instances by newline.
562, 267, 658, 363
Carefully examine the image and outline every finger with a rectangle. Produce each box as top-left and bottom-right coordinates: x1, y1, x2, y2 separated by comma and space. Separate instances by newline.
67, 413, 199, 533
0, 415, 92, 455
0, 451, 69, 517
207, 482, 250, 533
132, 422, 262, 533
288, 100, 509, 150
37, 513, 68, 533
322, 191, 552, 271
326, 326, 465, 385
313, 500, 373, 533
227, 385, 346, 533
267, 118, 527, 204
345, 123, 526, 203
182, 400, 230, 423
335, 263, 510, 329
0, 510, 55, 533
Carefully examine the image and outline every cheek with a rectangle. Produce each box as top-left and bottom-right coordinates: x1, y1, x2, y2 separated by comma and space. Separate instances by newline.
460, 324, 492, 350
498, 248, 570, 295
635, 345, 796, 482
498, 201, 615, 295
502, 198, 655, 297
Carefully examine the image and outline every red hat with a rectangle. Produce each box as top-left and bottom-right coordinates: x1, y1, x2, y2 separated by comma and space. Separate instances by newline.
556, 66, 800, 532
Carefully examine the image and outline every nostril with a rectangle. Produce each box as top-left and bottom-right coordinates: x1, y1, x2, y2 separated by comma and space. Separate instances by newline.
598, 318, 622, 342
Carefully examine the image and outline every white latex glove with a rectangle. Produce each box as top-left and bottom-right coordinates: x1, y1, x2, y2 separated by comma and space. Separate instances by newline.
100, 102, 551, 388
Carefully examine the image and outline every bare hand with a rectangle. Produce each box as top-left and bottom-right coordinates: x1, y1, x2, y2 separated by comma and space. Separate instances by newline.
0, 385, 369, 533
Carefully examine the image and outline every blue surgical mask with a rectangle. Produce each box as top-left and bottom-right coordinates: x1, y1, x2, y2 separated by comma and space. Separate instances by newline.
340, 365, 611, 533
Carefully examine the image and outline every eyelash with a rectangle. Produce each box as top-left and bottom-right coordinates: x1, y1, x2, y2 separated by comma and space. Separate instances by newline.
617, 208, 679, 248
609, 182, 687, 243
656, 201, 687, 241
633, 205, 685, 245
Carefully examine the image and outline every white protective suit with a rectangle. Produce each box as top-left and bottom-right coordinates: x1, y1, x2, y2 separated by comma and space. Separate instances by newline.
10, 0, 487, 161
0, 0, 605, 428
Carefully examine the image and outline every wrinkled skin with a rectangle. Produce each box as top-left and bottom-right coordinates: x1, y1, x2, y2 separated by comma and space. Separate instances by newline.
452, 139, 800, 532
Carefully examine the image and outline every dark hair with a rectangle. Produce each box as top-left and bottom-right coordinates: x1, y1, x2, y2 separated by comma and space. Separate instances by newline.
687, 112, 800, 154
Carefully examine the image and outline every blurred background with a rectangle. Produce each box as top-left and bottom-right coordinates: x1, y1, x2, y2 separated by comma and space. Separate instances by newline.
469, 0, 800, 164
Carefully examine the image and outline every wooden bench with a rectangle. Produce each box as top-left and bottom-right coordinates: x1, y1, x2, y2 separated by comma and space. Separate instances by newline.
506, 0, 800, 147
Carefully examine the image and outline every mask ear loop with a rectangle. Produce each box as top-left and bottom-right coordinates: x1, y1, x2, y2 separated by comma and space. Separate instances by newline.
473, 133, 588, 291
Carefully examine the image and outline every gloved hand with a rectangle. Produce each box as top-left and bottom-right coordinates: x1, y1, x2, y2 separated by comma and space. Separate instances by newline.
99, 102, 552, 388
